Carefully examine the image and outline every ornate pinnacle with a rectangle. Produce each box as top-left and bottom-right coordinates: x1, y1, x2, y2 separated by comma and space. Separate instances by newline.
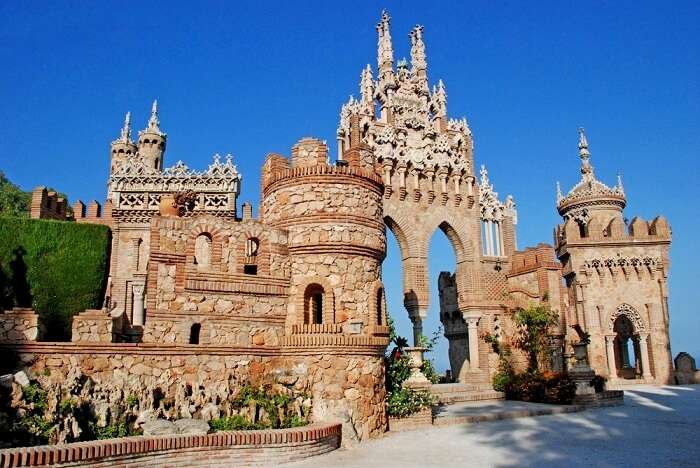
119, 111, 132, 143
434, 79, 447, 116
616, 174, 625, 195
556, 181, 563, 201
410, 24, 427, 74
578, 127, 594, 180
148, 99, 160, 130
376, 10, 394, 74
480, 164, 490, 186
360, 64, 374, 104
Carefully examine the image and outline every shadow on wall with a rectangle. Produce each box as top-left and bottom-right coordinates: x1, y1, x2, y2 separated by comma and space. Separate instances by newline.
456, 386, 698, 466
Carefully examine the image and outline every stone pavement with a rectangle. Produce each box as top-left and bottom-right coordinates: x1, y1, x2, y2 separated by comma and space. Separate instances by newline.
432, 398, 584, 426
287, 385, 700, 467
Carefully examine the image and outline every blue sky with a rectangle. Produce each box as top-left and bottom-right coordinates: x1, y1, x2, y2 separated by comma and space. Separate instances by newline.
1, 1, 698, 370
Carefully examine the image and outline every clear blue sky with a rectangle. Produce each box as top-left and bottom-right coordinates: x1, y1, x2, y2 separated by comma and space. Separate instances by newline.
1, 1, 698, 370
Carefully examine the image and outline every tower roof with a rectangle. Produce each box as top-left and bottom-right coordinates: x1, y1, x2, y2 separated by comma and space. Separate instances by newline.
557, 128, 625, 216
112, 111, 134, 145
139, 99, 166, 137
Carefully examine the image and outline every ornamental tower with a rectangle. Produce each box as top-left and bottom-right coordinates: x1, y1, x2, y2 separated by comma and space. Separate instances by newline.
555, 129, 673, 384
110, 111, 138, 174
137, 100, 167, 171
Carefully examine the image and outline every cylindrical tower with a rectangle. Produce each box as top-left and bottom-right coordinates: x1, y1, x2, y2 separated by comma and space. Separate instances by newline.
261, 137, 387, 334
110, 111, 138, 174
137, 100, 167, 171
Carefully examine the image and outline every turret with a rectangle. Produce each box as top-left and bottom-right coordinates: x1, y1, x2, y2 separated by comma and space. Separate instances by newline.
110, 112, 138, 174
137, 100, 167, 171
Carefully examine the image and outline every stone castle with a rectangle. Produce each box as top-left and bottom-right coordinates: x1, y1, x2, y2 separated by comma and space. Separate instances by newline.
6, 11, 673, 440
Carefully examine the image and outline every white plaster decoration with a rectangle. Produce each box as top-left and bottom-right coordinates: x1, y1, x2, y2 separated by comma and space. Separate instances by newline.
132, 284, 145, 326
609, 303, 647, 334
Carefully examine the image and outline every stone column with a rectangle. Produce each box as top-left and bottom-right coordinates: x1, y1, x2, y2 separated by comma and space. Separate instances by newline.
605, 335, 617, 378
132, 284, 145, 326
410, 316, 423, 347
638, 333, 653, 380
465, 316, 480, 370
485, 221, 493, 256
493, 221, 501, 256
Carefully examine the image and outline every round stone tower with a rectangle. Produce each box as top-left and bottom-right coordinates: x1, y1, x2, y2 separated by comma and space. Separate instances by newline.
261, 137, 388, 334
137, 100, 167, 171
110, 111, 138, 174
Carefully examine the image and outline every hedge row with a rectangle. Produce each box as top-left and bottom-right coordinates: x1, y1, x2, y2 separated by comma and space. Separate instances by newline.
0, 217, 110, 340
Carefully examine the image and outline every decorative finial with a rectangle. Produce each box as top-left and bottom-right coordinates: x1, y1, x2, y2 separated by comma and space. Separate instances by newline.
577, 127, 594, 180
434, 79, 447, 116
556, 181, 563, 201
148, 99, 160, 130
360, 64, 374, 105
119, 111, 132, 143
480, 164, 489, 186
376, 10, 394, 74
616, 174, 625, 195
410, 24, 427, 74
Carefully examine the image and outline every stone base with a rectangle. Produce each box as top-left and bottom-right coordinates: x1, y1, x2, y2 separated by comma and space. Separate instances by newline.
574, 390, 624, 407
388, 408, 432, 432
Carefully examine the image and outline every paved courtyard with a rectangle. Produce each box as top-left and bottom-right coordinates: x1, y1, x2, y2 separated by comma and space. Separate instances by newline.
289, 385, 700, 467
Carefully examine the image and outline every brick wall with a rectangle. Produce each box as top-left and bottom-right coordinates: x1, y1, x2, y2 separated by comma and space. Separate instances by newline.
0, 422, 341, 467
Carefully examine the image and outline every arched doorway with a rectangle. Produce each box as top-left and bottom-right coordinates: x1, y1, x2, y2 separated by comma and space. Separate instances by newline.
607, 304, 653, 381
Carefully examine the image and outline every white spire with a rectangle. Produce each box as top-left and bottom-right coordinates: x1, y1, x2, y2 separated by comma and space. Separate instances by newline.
616, 174, 625, 195
119, 111, 132, 143
376, 10, 394, 75
410, 24, 427, 75
148, 99, 160, 130
360, 64, 374, 105
578, 127, 594, 180
556, 181, 563, 202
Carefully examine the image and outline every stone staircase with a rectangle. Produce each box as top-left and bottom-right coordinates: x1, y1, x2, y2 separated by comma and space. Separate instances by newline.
430, 383, 504, 405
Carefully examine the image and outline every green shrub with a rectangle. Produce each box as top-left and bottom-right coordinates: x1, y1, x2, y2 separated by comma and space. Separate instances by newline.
0, 217, 110, 340
386, 387, 435, 418
505, 371, 577, 405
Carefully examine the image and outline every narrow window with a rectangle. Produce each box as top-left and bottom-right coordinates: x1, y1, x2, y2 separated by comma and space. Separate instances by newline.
304, 284, 325, 324
189, 323, 201, 344
376, 288, 384, 325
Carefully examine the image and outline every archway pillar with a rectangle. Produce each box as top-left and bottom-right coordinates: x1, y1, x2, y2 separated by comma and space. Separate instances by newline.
605, 334, 617, 378
463, 315, 480, 370
638, 333, 653, 380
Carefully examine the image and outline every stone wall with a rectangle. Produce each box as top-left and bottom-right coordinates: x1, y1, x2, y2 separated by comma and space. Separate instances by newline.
30, 187, 68, 221
0, 308, 40, 342
7, 342, 387, 442
71, 310, 112, 343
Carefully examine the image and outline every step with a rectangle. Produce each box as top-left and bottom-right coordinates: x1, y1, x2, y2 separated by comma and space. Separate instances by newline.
432, 400, 585, 427
435, 390, 505, 405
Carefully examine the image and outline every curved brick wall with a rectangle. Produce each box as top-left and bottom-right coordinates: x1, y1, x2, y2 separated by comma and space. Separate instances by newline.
0, 422, 341, 467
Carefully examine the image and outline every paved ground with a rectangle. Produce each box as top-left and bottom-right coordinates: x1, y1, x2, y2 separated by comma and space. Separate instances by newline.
288, 385, 700, 467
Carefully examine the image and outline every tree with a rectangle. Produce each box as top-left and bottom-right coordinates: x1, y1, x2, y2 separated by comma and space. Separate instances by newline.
0, 171, 30, 217
513, 304, 559, 372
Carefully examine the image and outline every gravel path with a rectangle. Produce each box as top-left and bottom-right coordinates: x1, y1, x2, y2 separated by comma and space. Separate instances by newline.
288, 385, 700, 467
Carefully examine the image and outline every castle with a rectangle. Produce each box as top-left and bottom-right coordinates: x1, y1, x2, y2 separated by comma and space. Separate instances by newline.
6, 11, 673, 441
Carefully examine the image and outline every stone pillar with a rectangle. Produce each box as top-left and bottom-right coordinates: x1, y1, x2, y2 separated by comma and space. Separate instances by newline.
493, 222, 501, 256
411, 316, 423, 347
638, 333, 653, 380
465, 316, 480, 370
132, 284, 145, 326
605, 335, 617, 378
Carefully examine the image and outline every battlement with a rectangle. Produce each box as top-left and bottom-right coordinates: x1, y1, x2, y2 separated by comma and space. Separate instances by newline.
72, 199, 113, 226
30, 186, 69, 220
508, 243, 562, 276
555, 215, 671, 247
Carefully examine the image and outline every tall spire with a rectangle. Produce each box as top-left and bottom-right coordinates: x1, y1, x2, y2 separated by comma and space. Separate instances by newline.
410, 24, 427, 79
578, 127, 594, 181
434, 79, 447, 116
360, 64, 374, 106
118, 111, 132, 143
148, 99, 160, 131
556, 181, 563, 202
376, 10, 394, 77
616, 174, 625, 195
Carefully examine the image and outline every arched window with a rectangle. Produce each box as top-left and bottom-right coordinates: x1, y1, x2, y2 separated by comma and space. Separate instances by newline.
244, 237, 259, 275
189, 323, 201, 344
376, 287, 384, 325
136, 238, 145, 271
304, 284, 324, 324
194, 233, 212, 269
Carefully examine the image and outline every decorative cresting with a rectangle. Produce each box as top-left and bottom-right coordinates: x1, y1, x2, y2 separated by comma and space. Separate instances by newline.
609, 303, 646, 334
479, 165, 516, 256
557, 128, 626, 219
109, 153, 241, 221
336, 10, 475, 203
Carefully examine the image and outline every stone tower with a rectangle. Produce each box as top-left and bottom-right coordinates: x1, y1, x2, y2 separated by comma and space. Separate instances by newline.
137, 100, 167, 171
337, 11, 517, 385
555, 128, 673, 384
110, 111, 138, 174
261, 137, 388, 335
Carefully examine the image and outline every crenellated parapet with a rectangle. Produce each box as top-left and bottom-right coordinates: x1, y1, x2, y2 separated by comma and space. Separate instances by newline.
30, 186, 69, 220
72, 199, 113, 226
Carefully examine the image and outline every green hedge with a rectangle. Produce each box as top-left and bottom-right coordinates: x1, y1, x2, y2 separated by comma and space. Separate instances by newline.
0, 217, 110, 340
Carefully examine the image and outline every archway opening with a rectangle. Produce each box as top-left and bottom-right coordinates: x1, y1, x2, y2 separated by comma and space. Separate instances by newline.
613, 314, 640, 379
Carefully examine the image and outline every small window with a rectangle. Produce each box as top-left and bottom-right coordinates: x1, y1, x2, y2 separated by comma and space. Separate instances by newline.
244, 264, 258, 275
189, 323, 201, 344
376, 288, 384, 325
304, 284, 324, 324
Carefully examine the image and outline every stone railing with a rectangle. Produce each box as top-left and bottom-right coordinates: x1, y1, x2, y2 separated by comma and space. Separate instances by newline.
0, 308, 40, 342
0, 422, 341, 467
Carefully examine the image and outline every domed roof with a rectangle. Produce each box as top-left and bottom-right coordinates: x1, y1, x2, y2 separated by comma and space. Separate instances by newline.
556, 128, 626, 217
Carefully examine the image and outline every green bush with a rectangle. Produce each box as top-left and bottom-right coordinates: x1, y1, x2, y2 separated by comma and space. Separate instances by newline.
504, 371, 577, 405
0, 217, 110, 340
386, 387, 434, 418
